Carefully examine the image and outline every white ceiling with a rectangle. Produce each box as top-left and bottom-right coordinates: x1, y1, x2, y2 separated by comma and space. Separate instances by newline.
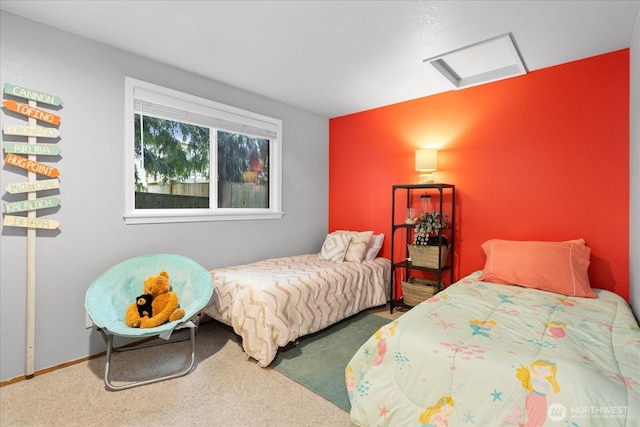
1, 1, 639, 118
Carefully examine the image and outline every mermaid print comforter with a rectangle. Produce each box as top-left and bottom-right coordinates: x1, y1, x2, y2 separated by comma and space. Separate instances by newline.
346, 271, 640, 426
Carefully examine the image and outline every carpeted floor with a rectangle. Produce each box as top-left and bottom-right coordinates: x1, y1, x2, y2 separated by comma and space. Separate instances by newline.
0, 306, 402, 426
271, 311, 391, 411
1, 321, 351, 426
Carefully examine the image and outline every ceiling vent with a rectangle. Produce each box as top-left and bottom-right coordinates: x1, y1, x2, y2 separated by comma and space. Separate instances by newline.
424, 33, 527, 89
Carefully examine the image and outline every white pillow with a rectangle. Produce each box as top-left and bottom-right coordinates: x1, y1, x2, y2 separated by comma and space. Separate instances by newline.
344, 231, 374, 262
319, 232, 352, 263
364, 233, 385, 260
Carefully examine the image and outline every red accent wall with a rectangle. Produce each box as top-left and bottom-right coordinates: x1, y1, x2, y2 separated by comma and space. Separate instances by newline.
329, 50, 630, 301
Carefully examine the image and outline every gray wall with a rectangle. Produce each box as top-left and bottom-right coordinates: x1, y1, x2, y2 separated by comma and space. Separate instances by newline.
631, 13, 640, 322
0, 12, 329, 381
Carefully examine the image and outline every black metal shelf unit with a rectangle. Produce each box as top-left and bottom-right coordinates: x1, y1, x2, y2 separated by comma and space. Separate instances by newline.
390, 183, 455, 313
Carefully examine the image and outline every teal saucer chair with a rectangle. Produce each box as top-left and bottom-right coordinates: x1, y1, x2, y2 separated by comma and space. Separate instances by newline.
85, 254, 213, 391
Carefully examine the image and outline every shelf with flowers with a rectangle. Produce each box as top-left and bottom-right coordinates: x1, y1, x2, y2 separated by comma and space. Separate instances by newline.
408, 211, 450, 269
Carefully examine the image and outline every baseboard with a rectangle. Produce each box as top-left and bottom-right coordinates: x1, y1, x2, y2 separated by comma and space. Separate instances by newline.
0, 351, 105, 387
0, 324, 203, 387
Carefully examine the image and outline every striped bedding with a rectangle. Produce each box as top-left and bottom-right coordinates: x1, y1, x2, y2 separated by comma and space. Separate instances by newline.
203, 253, 390, 367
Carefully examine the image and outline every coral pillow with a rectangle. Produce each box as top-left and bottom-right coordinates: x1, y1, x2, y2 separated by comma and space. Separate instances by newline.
479, 239, 595, 298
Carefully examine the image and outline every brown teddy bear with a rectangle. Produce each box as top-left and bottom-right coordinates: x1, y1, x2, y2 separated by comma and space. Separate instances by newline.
125, 271, 185, 328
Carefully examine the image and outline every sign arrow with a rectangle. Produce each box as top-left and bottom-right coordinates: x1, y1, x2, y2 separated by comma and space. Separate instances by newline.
4, 153, 60, 178
4, 179, 60, 194
4, 143, 61, 156
2, 100, 61, 126
4, 83, 63, 106
3, 124, 60, 139
4, 197, 61, 213
3, 215, 60, 230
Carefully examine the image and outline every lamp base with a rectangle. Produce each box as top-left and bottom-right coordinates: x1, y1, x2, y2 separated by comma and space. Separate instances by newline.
418, 173, 435, 184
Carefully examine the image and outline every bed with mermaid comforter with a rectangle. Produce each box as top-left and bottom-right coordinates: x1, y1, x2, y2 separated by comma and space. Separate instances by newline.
347, 239, 640, 426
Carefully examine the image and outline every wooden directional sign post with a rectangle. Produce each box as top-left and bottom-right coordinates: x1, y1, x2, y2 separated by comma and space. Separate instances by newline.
2, 83, 62, 379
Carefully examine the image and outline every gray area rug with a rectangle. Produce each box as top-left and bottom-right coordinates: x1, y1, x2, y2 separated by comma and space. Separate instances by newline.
271, 311, 390, 412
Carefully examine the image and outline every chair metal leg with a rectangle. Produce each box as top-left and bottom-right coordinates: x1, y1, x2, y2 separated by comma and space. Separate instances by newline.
102, 324, 197, 391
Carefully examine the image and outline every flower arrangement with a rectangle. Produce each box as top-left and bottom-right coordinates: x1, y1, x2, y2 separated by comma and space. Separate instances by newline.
413, 211, 449, 246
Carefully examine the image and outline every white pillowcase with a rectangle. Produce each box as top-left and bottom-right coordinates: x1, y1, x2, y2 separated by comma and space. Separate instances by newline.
319, 232, 353, 263
364, 233, 384, 260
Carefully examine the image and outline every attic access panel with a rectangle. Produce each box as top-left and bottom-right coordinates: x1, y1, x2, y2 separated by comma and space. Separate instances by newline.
424, 33, 527, 89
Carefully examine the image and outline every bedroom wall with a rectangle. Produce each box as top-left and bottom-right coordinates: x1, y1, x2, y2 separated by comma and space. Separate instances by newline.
329, 50, 631, 302
630, 13, 640, 322
0, 13, 329, 382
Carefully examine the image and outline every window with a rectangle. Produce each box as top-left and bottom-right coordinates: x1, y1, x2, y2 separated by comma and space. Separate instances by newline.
124, 78, 283, 224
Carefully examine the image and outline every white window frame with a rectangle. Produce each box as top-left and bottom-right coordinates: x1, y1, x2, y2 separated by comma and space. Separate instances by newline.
124, 77, 283, 224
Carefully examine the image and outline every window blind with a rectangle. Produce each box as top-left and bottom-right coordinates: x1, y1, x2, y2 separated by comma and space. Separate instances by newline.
133, 89, 277, 140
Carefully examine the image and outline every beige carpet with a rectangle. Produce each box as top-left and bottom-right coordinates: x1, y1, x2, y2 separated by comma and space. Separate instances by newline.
1, 306, 402, 426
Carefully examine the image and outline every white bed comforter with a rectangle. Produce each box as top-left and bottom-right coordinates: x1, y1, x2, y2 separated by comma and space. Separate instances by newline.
203, 253, 390, 366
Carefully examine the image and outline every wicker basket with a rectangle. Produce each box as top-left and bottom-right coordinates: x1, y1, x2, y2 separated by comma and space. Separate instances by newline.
408, 244, 450, 268
401, 277, 440, 306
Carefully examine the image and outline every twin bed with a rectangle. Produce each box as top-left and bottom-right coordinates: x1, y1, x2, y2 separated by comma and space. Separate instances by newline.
202, 235, 639, 426
203, 231, 389, 367
347, 239, 640, 426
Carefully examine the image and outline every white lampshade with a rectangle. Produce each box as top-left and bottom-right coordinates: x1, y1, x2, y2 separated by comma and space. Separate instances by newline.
415, 149, 438, 171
